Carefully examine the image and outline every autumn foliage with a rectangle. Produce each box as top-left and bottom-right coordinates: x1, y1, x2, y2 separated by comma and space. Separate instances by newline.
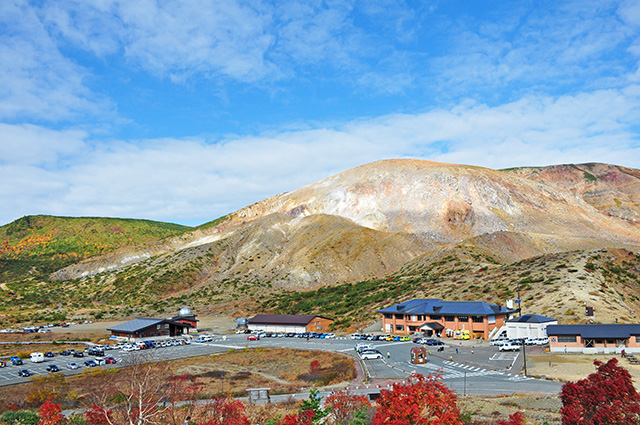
37, 400, 64, 425
371, 373, 462, 425
325, 389, 371, 424
560, 357, 640, 425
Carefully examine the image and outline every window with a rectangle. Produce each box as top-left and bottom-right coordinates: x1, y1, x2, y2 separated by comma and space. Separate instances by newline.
444, 315, 455, 322
558, 336, 577, 343
430, 315, 441, 320
584, 339, 595, 347
418, 315, 424, 321
636, 336, 640, 343
384, 314, 392, 319
606, 339, 615, 344
164, 324, 169, 329
396, 325, 404, 331
472, 316, 484, 323
157, 324, 161, 330
457, 316, 469, 322
394, 314, 404, 320
409, 326, 417, 332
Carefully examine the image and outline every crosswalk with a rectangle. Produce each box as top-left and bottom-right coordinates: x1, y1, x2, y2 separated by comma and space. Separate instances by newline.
410, 360, 533, 382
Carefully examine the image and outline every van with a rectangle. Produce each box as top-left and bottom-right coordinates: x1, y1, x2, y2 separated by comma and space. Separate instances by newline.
30, 352, 44, 363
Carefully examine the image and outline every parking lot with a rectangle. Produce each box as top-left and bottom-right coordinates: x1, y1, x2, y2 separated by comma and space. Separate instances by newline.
0, 333, 562, 395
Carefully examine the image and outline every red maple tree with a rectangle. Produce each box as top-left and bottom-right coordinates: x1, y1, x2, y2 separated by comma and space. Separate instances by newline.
371, 373, 462, 425
560, 357, 640, 425
38, 400, 64, 425
325, 389, 371, 424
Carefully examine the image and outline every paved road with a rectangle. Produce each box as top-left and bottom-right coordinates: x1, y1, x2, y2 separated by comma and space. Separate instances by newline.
0, 335, 562, 395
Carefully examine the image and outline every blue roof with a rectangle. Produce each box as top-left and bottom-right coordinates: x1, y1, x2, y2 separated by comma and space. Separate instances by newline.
508, 314, 556, 324
547, 324, 640, 339
378, 299, 516, 316
107, 318, 164, 333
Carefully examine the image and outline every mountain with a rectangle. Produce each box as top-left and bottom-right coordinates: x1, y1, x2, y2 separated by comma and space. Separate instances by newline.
0, 215, 191, 282
3, 159, 640, 326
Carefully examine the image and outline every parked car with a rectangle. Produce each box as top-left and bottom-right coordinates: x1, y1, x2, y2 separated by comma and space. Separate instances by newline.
46, 365, 60, 372
73, 351, 85, 358
359, 350, 383, 360
0, 361, 6, 368
18, 369, 31, 377
66, 362, 79, 369
88, 347, 105, 356
84, 360, 98, 367
59, 350, 70, 356
355, 343, 374, 353
499, 342, 521, 352
194, 335, 213, 343
536, 337, 550, 345
10, 356, 23, 365
104, 357, 117, 364
247, 335, 259, 341
44, 352, 54, 358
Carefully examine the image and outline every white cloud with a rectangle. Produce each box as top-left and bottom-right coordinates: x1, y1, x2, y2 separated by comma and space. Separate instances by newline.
2, 87, 640, 226
0, 1, 106, 121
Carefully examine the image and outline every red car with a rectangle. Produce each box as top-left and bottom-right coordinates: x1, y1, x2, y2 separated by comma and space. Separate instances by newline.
247, 335, 260, 341
104, 357, 117, 364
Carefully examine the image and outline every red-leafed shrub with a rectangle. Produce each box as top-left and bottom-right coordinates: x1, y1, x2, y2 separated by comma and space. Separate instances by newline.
372, 373, 462, 425
38, 400, 64, 425
560, 357, 640, 425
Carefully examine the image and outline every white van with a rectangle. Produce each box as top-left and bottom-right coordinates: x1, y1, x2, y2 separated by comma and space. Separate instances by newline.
30, 352, 44, 363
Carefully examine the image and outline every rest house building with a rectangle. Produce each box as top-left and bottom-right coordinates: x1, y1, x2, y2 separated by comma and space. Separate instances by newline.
547, 324, 640, 354
247, 314, 334, 334
379, 298, 517, 340
107, 307, 197, 341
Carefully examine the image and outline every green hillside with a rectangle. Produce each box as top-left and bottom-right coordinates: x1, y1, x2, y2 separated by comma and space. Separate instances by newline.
0, 215, 191, 283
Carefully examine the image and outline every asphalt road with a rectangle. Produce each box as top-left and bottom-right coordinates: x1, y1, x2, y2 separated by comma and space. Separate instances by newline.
0, 335, 562, 395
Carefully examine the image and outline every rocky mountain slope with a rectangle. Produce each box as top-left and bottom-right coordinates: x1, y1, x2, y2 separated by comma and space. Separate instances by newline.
2, 159, 640, 325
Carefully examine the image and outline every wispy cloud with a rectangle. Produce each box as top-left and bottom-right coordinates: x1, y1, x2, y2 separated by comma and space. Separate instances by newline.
2, 86, 639, 225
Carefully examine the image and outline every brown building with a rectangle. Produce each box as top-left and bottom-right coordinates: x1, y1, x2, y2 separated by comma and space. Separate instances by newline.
548, 324, 640, 354
107, 308, 198, 340
379, 298, 517, 340
247, 314, 334, 333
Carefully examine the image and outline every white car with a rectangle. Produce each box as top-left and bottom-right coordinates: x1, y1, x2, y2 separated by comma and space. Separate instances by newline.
359, 350, 383, 360
499, 342, 521, 352
194, 335, 213, 343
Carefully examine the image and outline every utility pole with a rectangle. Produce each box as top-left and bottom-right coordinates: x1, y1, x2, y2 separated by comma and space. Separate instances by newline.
522, 343, 527, 376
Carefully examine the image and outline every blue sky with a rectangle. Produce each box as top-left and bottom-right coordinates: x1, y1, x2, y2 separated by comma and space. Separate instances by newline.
2, 0, 640, 226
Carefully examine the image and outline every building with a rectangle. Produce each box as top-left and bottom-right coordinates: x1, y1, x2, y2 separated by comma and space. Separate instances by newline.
107, 307, 197, 340
247, 314, 333, 333
504, 314, 557, 340
170, 306, 198, 330
547, 324, 640, 354
378, 298, 517, 340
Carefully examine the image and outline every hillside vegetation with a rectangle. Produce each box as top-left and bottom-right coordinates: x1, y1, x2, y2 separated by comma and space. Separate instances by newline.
1, 160, 640, 328
0, 215, 190, 283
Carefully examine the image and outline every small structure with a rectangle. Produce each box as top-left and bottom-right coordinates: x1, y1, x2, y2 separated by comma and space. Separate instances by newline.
247, 314, 333, 333
547, 324, 640, 354
247, 387, 271, 405
107, 308, 197, 340
505, 314, 557, 340
410, 346, 428, 364
170, 306, 198, 330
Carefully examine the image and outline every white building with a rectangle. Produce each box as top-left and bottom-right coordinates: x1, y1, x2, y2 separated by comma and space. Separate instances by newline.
505, 314, 557, 339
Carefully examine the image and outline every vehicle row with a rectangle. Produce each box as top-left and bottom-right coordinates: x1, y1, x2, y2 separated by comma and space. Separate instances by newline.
412, 338, 445, 346
249, 331, 337, 340
121, 339, 190, 351
490, 337, 549, 346
10, 356, 118, 378
350, 334, 412, 342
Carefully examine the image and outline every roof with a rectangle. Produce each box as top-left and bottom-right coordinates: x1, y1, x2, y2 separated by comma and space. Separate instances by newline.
107, 318, 165, 333
420, 322, 445, 331
508, 314, 556, 324
248, 314, 332, 326
378, 299, 516, 316
547, 324, 640, 339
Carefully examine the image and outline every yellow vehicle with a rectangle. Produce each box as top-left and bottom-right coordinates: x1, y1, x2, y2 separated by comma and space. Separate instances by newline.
460, 330, 471, 340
